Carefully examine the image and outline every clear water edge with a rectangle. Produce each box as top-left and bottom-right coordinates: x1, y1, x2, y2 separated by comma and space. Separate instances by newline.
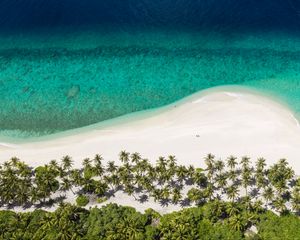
0, 27, 300, 139
0, 84, 298, 145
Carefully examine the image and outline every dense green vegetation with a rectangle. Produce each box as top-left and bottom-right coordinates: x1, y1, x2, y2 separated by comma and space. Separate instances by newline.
1, 202, 300, 239
0, 152, 300, 239
76, 195, 89, 207
0, 152, 299, 213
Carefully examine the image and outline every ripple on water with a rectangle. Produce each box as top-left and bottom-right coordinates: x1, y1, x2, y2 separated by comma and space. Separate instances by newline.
0, 29, 300, 138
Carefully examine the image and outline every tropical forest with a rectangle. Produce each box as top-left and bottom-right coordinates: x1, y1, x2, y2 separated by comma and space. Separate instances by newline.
0, 152, 300, 239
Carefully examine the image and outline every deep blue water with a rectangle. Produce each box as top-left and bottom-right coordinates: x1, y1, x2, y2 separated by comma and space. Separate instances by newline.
0, 0, 300, 138
0, 0, 299, 31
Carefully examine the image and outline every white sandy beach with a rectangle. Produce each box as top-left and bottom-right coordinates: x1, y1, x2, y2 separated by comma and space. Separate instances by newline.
1, 87, 300, 212
1, 87, 300, 173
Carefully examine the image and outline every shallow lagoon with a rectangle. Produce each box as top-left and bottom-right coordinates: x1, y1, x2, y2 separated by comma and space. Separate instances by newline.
0, 0, 299, 138
0, 28, 300, 138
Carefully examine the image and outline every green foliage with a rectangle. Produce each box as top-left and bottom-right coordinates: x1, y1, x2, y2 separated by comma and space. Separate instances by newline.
76, 195, 89, 207
257, 211, 300, 240
0, 205, 88, 240
158, 206, 244, 239
96, 196, 108, 204
158, 207, 203, 239
198, 219, 243, 240
0, 211, 19, 239
0, 203, 299, 239
188, 187, 207, 204
84, 204, 150, 239
0, 152, 299, 217
1, 152, 300, 239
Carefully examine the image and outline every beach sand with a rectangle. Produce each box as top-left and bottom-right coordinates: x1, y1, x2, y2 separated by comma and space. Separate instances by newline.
1, 87, 300, 172
2, 87, 300, 213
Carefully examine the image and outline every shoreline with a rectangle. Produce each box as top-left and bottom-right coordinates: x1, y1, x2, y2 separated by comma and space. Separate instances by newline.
1, 86, 300, 173
0, 85, 296, 144
2, 86, 300, 213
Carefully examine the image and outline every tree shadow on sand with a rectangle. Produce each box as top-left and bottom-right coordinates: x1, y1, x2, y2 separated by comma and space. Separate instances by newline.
159, 199, 170, 207
180, 198, 191, 207
138, 194, 149, 203
34, 195, 66, 209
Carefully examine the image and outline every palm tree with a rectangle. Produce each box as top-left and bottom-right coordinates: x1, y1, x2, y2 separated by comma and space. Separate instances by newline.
291, 187, 300, 214
205, 154, 215, 169
187, 188, 204, 204
192, 169, 207, 187
2, 160, 11, 168
49, 160, 59, 170
210, 200, 226, 219
204, 184, 214, 202
115, 216, 145, 240
140, 176, 153, 193
134, 174, 145, 190
156, 157, 167, 171
278, 158, 288, 167
30, 187, 40, 204
187, 165, 195, 179
82, 158, 92, 169
119, 151, 130, 163
215, 160, 225, 173
161, 187, 170, 201
240, 156, 252, 196
204, 154, 215, 185
226, 202, 240, 217
240, 156, 251, 169
147, 165, 157, 184
10, 157, 20, 167
151, 188, 162, 202
94, 181, 109, 196
215, 173, 228, 190
228, 169, 238, 184
241, 167, 251, 197
105, 174, 120, 190
118, 166, 132, 186
268, 160, 294, 195
134, 159, 150, 181
124, 183, 137, 200
255, 158, 267, 190
61, 155, 73, 171
106, 161, 117, 174
227, 156, 238, 170
0, 162, 21, 204
70, 169, 83, 186
171, 188, 182, 204
60, 178, 73, 194
82, 177, 96, 194
262, 187, 274, 207
93, 154, 103, 165
226, 185, 239, 202
176, 165, 188, 182
39, 212, 55, 231
170, 224, 196, 240
15, 184, 31, 206
228, 214, 244, 231
251, 200, 263, 214
34, 165, 60, 203
240, 195, 252, 211
167, 155, 177, 169
273, 197, 287, 215
130, 152, 141, 164
256, 158, 266, 171
13, 161, 33, 205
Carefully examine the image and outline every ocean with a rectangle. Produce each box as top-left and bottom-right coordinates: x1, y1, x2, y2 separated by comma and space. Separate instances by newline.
0, 0, 299, 138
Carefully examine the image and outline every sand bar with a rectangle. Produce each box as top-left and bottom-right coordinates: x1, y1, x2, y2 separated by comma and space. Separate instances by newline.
1, 87, 300, 173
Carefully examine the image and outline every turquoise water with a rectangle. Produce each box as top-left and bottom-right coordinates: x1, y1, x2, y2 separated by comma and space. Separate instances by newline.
0, 27, 300, 138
